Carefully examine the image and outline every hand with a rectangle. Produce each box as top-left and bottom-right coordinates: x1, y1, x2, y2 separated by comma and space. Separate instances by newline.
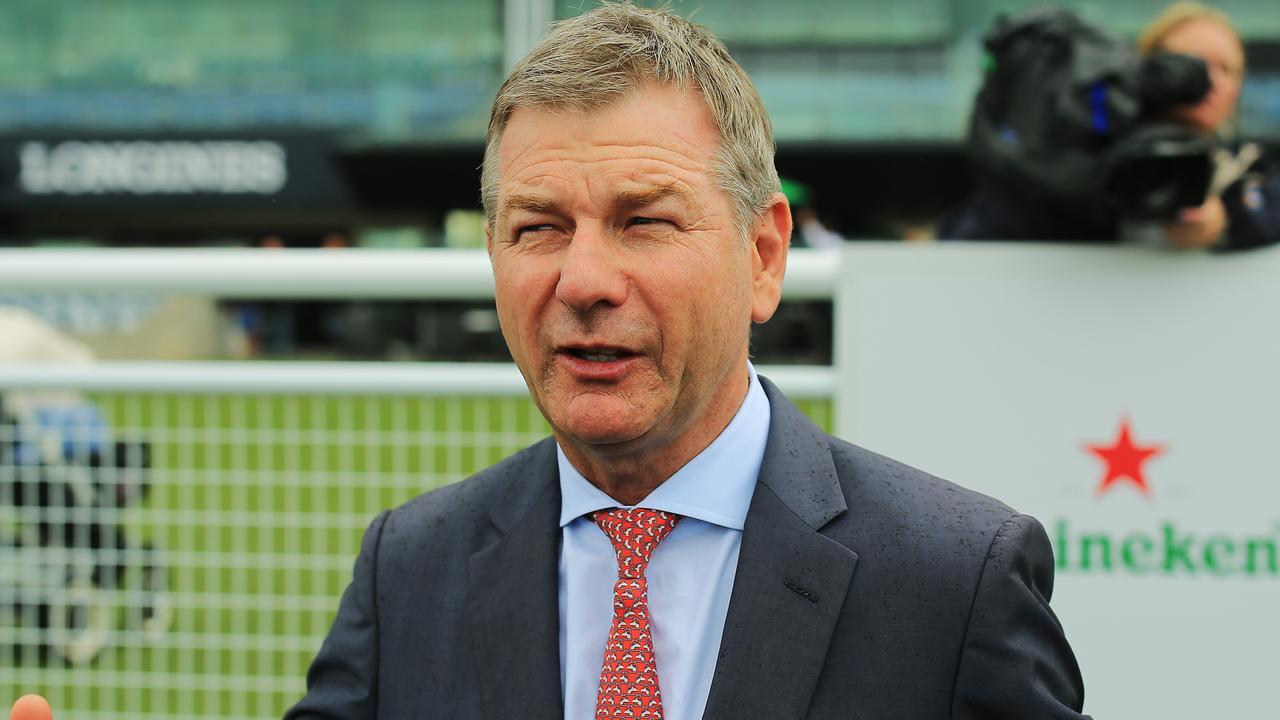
9, 694, 51, 720
1165, 195, 1227, 249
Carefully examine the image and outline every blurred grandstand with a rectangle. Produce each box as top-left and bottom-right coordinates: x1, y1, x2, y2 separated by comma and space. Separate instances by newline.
0, 0, 1274, 252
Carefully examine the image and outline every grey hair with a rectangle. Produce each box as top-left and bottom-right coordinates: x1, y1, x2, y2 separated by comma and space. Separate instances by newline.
480, 2, 779, 239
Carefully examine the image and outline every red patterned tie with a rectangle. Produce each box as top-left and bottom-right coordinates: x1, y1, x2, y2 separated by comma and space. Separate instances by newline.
592, 508, 682, 720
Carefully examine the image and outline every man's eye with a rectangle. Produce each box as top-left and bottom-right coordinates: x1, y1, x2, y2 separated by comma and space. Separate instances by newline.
517, 224, 555, 236
627, 217, 665, 227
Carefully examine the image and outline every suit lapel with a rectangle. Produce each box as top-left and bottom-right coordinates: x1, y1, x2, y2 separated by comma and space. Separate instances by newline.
467, 440, 565, 719
703, 378, 860, 719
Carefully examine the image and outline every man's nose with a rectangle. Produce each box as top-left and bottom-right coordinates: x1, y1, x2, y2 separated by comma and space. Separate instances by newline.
554, 227, 628, 312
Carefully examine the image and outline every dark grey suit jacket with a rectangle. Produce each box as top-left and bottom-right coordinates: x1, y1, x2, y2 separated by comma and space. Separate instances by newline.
286, 378, 1088, 719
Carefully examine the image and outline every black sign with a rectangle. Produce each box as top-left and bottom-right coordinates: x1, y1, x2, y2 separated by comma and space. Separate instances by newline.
0, 133, 351, 210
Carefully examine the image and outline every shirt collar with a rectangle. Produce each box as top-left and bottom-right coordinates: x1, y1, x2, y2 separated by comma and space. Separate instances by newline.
557, 363, 771, 530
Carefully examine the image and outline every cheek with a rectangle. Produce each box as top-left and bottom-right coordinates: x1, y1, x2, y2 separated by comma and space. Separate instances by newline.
689, 269, 753, 344
494, 266, 553, 346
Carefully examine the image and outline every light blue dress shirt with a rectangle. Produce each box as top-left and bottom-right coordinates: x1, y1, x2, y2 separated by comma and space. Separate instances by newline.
557, 364, 771, 720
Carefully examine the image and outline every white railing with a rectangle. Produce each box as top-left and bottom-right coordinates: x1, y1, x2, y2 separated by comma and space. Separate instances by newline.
0, 247, 838, 397
0, 247, 839, 299
0, 360, 834, 397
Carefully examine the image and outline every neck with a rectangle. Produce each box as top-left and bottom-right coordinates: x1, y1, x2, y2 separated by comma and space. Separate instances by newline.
560, 365, 752, 506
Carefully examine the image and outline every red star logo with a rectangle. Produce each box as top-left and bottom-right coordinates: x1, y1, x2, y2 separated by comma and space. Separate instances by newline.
1086, 418, 1164, 496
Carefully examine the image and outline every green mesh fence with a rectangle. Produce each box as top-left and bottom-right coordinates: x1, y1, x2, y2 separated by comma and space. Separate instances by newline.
2, 392, 832, 718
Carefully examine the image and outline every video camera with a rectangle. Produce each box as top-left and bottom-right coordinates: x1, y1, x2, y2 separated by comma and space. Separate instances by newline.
969, 6, 1215, 226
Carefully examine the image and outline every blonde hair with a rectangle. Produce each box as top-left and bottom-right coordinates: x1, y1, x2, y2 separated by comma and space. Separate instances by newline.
1138, 2, 1241, 57
480, 2, 779, 239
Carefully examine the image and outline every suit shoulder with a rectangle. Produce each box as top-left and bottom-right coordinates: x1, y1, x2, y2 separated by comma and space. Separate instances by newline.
825, 434, 1020, 541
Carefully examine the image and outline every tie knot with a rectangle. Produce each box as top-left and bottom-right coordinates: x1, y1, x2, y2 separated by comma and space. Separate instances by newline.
592, 508, 681, 575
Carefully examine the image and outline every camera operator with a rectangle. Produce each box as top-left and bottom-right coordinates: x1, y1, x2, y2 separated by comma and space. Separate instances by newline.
1136, 2, 1278, 250
942, 3, 1279, 251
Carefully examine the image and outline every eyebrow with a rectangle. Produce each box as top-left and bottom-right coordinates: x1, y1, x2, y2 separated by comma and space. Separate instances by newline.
613, 183, 699, 210
501, 193, 560, 215
499, 183, 700, 217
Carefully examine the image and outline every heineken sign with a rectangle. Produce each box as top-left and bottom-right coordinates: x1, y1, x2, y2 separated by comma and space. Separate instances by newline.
835, 243, 1280, 719
1056, 418, 1278, 578
1055, 520, 1279, 576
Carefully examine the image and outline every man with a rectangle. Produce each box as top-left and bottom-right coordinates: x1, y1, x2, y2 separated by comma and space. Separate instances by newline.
287, 4, 1089, 718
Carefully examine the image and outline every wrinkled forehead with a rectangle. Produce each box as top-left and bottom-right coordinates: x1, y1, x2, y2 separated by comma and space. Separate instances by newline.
497, 86, 721, 186
495, 80, 711, 147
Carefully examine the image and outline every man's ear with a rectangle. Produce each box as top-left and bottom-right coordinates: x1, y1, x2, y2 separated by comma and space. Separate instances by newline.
750, 191, 791, 323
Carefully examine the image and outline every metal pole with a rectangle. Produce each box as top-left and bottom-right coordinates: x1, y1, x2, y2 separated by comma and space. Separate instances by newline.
0, 247, 842, 300
0, 361, 835, 398
504, 0, 555, 72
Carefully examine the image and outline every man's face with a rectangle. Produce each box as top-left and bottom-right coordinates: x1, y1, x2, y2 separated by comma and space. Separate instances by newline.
488, 83, 787, 466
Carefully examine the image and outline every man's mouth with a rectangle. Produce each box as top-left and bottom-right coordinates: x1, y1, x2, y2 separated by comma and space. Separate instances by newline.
565, 347, 634, 362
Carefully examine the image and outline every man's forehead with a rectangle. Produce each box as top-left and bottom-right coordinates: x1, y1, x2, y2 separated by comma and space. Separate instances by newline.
500, 182, 700, 215
490, 83, 726, 221
498, 85, 719, 164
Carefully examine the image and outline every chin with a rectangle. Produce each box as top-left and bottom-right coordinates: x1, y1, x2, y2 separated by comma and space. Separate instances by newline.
551, 403, 654, 449
557, 424, 654, 455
